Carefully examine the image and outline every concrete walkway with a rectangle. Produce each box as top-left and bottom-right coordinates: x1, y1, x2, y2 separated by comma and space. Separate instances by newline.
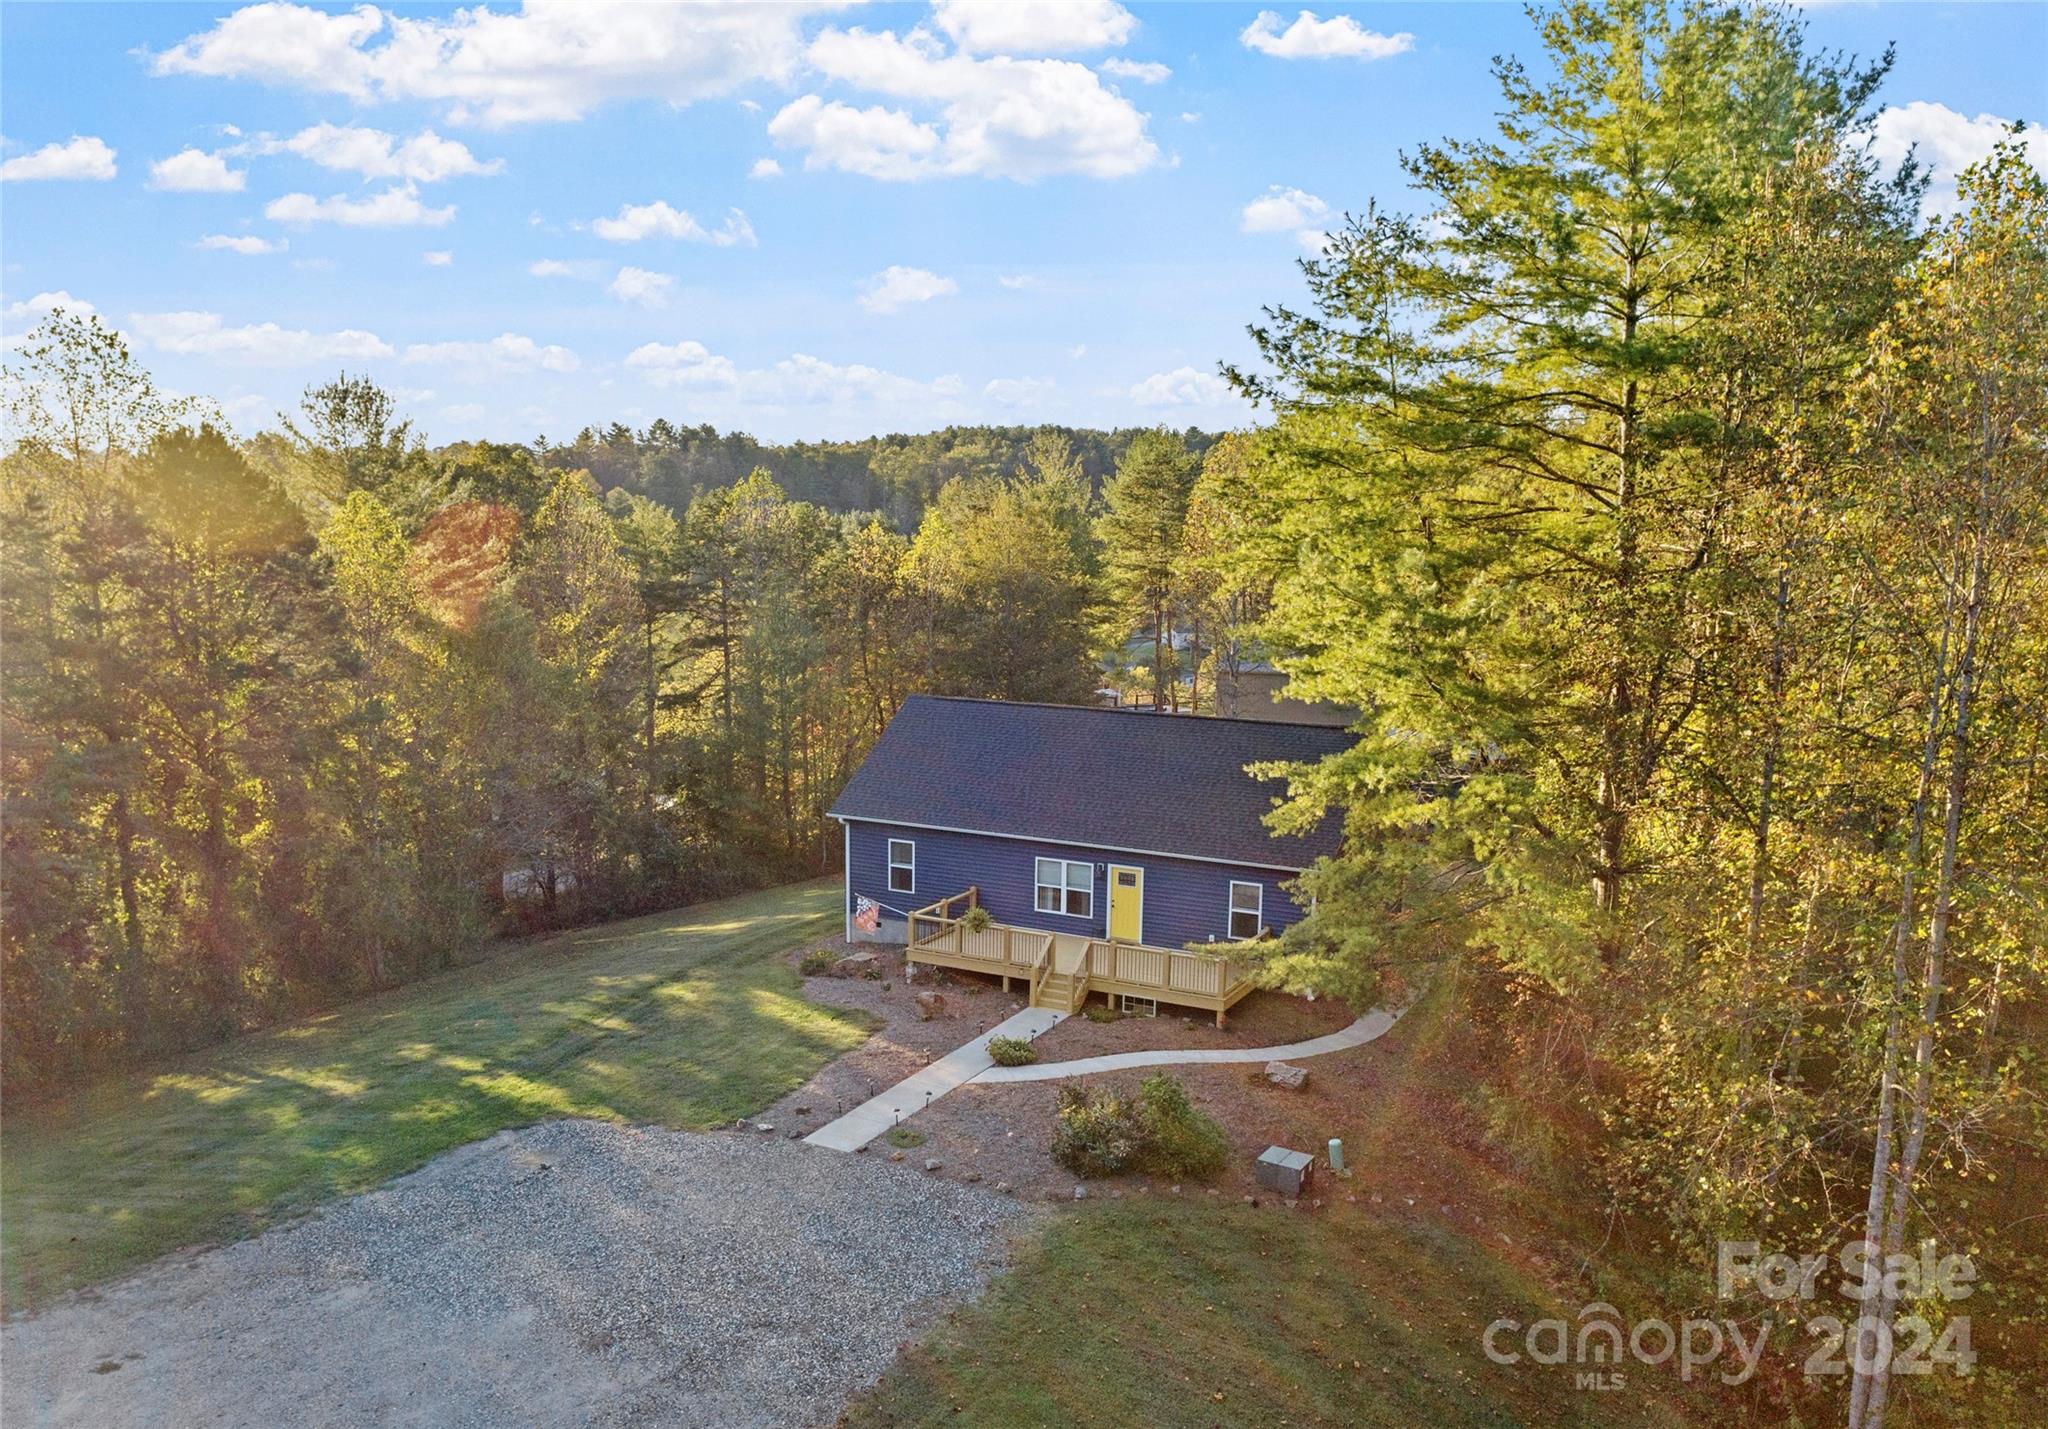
972, 1005, 1402, 1083
803, 1007, 1068, 1152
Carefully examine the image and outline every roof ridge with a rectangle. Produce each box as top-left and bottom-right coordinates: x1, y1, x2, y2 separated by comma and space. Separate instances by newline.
902, 692, 1354, 734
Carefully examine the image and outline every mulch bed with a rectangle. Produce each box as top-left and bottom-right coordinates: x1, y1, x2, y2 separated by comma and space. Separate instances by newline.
779, 946, 1395, 1206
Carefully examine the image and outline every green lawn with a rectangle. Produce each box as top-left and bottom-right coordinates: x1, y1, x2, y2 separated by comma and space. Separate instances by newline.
844, 1200, 1680, 1429
1, 878, 865, 1309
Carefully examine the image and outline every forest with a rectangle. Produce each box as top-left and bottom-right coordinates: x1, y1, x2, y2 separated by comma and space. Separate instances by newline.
2, 3, 2044, 1423
1, 335, 1244, 1087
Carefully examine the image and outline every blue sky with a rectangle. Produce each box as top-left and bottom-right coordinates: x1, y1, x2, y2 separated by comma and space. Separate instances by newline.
4, 2, 2043, 443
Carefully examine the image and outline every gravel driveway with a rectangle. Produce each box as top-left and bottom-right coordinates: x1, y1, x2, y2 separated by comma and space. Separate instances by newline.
2, 1121, 1030, 1429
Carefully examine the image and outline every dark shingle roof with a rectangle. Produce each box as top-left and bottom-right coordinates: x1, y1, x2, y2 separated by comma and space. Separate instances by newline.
829, 695, 1351, 869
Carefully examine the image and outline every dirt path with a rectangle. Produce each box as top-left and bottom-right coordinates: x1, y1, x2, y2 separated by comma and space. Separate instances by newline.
1, 1121, 1030, 1429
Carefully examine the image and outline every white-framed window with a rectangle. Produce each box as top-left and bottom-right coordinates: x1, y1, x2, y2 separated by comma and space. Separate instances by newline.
1034, 857, 1093, 918
1228, 880, 1264, 940
888, 839, 915, 894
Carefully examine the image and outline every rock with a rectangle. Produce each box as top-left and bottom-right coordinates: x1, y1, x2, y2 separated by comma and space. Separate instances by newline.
786, 1130, 804, 1140
993, 1181, 1012, 1194
793, 1105, 811, 1116
833, 952, 879, 978
923, 1158, 941, 1173
1171, 1185, 1183, 1195
889, 1150, 906, 1163
914, 991, 946, 1021
1073, 1186, 1088, 1200
853, 1144, 867, 1154
963, 1171, 982, 1183
1264, 1060, 1310, 1090
754, 1123, 774, 1134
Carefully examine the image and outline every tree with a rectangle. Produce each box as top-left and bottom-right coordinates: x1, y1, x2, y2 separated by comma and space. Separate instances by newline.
908, 471, 1101, 704
1097, 429, 1194, 709
1229, 0, 1897, 985
1844, 141, 2048, 1429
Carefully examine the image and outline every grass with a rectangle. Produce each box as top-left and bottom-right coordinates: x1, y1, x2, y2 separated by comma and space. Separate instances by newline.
849, 977, 1708, 1429
1, 878, 866, 1310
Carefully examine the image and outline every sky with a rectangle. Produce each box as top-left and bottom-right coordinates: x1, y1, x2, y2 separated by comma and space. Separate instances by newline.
3, 1, 2044, 445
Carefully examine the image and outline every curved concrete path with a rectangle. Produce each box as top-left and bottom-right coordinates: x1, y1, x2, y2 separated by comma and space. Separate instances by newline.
972, 1005, 1401, 1083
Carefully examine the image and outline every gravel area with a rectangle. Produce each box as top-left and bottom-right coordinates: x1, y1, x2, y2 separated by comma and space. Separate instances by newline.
1, 1120, 1033, 1429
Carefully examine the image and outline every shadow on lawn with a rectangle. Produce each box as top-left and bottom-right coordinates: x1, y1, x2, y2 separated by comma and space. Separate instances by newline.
1, 881, 867, 1310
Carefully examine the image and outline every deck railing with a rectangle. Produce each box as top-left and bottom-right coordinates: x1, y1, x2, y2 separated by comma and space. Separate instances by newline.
908, 890, 1056, 982
907, 892, 1255, 1015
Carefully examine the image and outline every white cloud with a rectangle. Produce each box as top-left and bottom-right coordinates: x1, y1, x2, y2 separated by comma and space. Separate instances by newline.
198, 233, 287, 255
402, 332, 580, 375
265, 186, 455, 226
997, 274, 1036, 289
129, 309, 392, 365
1130, 365, 1236, 407
1871, 102, 2047, 217
859, 265, 957, 314
149, 147, 245, 191
931, 0, 1136, 55
625, 339, 740, 388
749, 157, 784, 179
529, 258, 584, 278
609, 265, 676, 309
1241, 185, 1330, 233
626, 339, 960, 407
1100, 57, 1170, 84
2, 135, 117, 182
1069, 344, 1087, 359
422, 249, 453, 266
151, 2, 836, 127
984, 376, 1054, 407
750, 352, 962, 405
1180, 111, 1201, 124
769, 25, 1159, 182
271, 123, 500, 182
3, 291, 97, 343
441, 402, 486, 422
1240, 10, 1414, 61
589, 200, 757, 246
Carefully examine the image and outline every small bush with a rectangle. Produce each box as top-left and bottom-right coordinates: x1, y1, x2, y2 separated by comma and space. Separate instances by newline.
798, 948, 840, 976
1051, 1083, 1146, 1176
885, 1125, 926, 1149
961, 905, 993, 933
1082, 1002, 1124, 1024
1136, 1073, 1229, 1180
986, 1035, 1038, 1067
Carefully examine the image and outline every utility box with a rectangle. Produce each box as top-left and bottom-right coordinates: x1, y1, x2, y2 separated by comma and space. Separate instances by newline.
1255, 1145, 1314, 1198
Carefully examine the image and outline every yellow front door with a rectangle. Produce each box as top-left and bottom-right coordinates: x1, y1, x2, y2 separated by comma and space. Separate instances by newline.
1108, 865, 1144, 943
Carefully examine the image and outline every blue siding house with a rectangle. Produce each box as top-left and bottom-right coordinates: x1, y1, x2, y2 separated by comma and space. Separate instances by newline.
829, 696, 1350, 1017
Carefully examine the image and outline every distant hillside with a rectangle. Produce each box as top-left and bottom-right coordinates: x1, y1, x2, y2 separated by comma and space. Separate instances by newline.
523, 422, 1224, 528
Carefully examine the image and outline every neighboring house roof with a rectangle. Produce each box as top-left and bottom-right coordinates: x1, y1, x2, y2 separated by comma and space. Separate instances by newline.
829, 695, 1352, 869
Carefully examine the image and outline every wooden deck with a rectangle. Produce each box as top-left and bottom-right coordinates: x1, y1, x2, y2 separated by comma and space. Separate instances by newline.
905, 889, 1256, 1026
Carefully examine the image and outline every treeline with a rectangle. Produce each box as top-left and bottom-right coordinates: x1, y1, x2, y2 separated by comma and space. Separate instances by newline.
532, 421, 1218, 531
1230, 5, 2045, 1424
0, 334, 1246, 1090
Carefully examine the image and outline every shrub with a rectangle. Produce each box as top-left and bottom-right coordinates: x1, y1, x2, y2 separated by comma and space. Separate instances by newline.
961, 905, 993, 933
986, 1035, 1038, 1067
1051, 1083, 1146, 1176
1135, 1073, 1229, 1180
798, 948, 840, 976
1082, 1001, 1124, 1024
885, 1125, 926, 1149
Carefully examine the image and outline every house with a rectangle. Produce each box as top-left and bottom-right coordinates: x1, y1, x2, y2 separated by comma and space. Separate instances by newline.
1213, 658, 1359, 728
828, 695, 1351, 1022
